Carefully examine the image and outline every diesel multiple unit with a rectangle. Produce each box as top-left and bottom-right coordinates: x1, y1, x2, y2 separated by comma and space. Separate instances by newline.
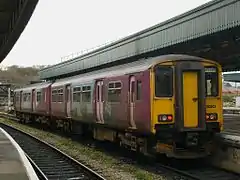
13, 54, 223, 159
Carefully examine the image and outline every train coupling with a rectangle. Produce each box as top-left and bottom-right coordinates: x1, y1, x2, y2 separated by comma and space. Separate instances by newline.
185, 132, 199, 147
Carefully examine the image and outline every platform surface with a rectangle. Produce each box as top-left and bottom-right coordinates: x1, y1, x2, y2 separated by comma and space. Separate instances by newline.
0, 127, 38, 180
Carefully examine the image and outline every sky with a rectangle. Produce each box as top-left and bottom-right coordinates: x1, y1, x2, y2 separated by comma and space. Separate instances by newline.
2, 0, 214, 67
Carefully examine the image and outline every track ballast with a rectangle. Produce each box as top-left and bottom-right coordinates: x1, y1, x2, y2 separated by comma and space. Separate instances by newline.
0, 112, 240, 180
0, 123, 105, 180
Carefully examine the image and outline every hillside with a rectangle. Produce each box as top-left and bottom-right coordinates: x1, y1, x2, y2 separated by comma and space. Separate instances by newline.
0, 65, 45, 88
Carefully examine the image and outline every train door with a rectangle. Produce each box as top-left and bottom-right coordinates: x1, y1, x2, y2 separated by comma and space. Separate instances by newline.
175, 62, 205, 131
182, 72, 198, 128
129, 76, 136, 129
66, 85, 71, 117
96, 81, 104, 123
32, 89, 36, 112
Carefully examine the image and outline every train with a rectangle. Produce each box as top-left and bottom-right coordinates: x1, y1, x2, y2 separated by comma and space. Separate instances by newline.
13, 54, 223, 159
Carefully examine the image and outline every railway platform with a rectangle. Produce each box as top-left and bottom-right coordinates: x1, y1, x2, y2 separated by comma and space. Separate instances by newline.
217, 132, 240, 147
0, 127, 38, 180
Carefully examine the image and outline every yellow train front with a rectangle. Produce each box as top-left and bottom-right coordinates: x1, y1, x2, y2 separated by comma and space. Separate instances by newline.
150, 56, 222, 158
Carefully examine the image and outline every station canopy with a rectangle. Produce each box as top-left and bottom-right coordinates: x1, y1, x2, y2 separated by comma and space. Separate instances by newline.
39, 0, 240, 80
0, 0, 39, 62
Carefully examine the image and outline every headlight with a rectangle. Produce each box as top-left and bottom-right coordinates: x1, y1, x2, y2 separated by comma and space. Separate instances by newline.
158, 114, 173, 122
162, 115, 167, 121
206, 113, 218, 120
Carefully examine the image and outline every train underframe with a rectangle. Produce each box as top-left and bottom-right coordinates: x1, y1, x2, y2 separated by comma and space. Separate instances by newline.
15, 111, 220, 159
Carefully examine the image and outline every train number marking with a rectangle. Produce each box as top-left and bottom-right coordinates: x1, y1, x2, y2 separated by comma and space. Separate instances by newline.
206, 105, 216, 108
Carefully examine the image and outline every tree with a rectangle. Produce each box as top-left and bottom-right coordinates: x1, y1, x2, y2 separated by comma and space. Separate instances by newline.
0, 65, 42, 87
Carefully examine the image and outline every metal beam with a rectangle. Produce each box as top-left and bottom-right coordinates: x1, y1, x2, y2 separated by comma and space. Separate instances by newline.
223, 73, 240, 82
0, 1, 17, 12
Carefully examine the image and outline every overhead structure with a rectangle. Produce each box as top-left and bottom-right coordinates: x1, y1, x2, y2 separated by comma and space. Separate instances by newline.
0, 0, 39, 62
39, 0, 240, 80
0, 83, 14, 112
223, 73, 240, 83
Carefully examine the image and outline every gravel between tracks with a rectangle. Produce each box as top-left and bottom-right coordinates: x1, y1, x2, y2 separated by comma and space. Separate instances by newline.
0, 118, 169, 180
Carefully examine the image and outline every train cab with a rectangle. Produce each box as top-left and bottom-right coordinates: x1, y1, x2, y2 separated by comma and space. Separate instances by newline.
151, 57, 222, 158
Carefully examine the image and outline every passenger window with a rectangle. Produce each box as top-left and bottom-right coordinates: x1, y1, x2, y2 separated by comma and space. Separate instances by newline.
37, 92, 41, 102
136, 80, 142, 100
52, 90, 55, 102
108, 82, 122, 102
154, 66, 173, 97
205, 67, 218, 96
52, 90, 56, 102
52, 89, 59, 102
73, 93, 81, 102
24, 93, 31, 102
73, 87, 81, 102
58, 89, 64, 102
82, 86, 91, 102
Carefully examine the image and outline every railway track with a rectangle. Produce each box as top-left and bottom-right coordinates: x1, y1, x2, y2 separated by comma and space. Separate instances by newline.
171, 164, 240, 180
223, 114, 240, 135
0, 112, 240, 180
114, 151, 240, 180
25, 154, 48, 180
150, 162, 239, 180
0, 123, 105, 180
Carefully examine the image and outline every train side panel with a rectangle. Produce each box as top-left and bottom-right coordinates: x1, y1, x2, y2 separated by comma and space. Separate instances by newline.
71, 82, 95, 123
21, 90, 32, 113
103, 75, 128, 129
14, 91, 21, 112
132, 70, 151, 132
51, 86, 66, 118
34, 86, 51, 116
203, 63, 223, 131
98, 70, 151, 132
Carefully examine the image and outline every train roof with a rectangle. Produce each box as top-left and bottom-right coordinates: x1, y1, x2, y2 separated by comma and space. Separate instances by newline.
15, 54, 219, 90
52, 57, 151, 87
51, 54, 213, 87
14, 82, 52, 92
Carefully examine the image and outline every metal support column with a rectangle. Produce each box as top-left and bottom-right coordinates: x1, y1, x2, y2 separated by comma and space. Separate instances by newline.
8, 87, 11, 111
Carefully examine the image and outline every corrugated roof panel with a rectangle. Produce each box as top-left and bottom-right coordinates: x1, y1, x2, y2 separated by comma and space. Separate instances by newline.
224, 73, 240, 82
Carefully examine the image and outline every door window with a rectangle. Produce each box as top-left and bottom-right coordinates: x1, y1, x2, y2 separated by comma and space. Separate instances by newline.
205, 67, 218, 97
154, 66, 173, 97
131, 81, 135, 102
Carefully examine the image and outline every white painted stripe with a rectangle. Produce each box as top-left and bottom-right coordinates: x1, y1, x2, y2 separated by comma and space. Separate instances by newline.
0, 128, 39, 180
